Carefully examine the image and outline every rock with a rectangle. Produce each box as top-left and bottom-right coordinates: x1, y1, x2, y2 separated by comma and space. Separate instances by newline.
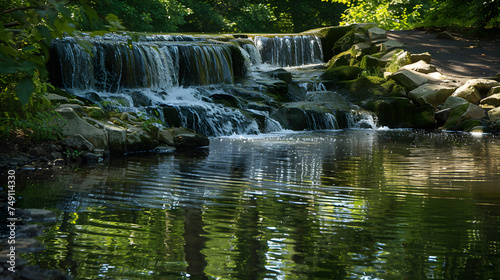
435, 108, 451, 127
352, 42, 374, 58
84, 106, 107, 119
408, 84, 456, 107
378, 39, 404, 52
29, 147, 47, 157
436, 31, 456, 40
460, 118, 492, 133
159, 127, 209, 150
360, 55, 385, 69
301, 25, 354, 61
488, 86, 500, 96
131, 91, 152, 107
288, 83, 307, 102
385, 50, 412, 73
480, 93, 500, 108
364, 97, 435, 128
367, 26, 387, 41
266, 68, 292, 83
55, 107, 108, 151
321, 65, 363, 81
60, 134, 95, 151
58, 104, 85, 115
46, 93, 69, 105
442, 102, 485, 130
488, 106, 500, 123
452, 79, 500, 104
400, 60, 437, 74
81, 117, 127, 155
126, 126, 157, 152
443, 96, 469, 110
410, 52, 431, 63
389, 69, 429, 91
210, 93, 242, 108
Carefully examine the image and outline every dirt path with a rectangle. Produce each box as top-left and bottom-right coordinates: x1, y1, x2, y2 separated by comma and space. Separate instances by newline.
387, 30, 500, 80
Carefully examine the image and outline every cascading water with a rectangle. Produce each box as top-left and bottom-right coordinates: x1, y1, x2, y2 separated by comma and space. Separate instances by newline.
49, 32, 376, 137
253, 35, 323, 67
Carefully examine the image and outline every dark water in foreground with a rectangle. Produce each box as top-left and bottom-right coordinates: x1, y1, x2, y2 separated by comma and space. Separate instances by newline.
17, 130, 500, 279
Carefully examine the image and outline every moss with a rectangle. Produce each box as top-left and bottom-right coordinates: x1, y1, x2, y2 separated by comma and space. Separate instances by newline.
442, 103, 470, 130
322, 65, 363, 81
84, 106, 108, 120
412, 105, 436, 129
460, 118, 491, 132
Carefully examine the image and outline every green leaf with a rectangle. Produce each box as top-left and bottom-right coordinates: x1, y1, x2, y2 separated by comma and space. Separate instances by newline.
15, 77, 34, 106
76, 39, 94, 56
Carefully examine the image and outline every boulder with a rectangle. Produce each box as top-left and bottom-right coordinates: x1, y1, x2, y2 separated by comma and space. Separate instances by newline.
487, 86, 500, 96
82, 117, 127, 155
480, 93, 500, 108
266, 68, 292, 83
442, 101, 485, 130
46, 93, 70, 105
321, 65, 363, 81
55, 107, 108, 151
443, 96, 469, 110
363, 97, 435, 128
488, 106, 500, 123
159, 127, 209, 150
410, 52, 431, 64
408, 84, 456, 107
400, 60, 437, 74
378, 39, 404, 52
452, 79, 500, 104
360, 55, 385, 69
367, 26, 387, 41
389, 69, 429, 90
60, 134, 95, 151
459, 118, 492, 133
126, 126, 157, 152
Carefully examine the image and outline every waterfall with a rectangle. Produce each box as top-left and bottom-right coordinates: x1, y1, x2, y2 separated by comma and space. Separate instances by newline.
50, 35, 246, 91
253, 35, 323, 67
48, 33, 377, 137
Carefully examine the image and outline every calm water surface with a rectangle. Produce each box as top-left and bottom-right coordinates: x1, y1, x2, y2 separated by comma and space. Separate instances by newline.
18, 129, 500, 279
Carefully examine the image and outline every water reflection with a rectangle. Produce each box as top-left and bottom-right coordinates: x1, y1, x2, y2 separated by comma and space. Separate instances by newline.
19, 130, 500, 279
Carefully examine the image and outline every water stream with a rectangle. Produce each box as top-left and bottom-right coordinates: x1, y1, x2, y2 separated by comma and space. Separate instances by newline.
12, 33, 500, 279
16, 130, 500, 279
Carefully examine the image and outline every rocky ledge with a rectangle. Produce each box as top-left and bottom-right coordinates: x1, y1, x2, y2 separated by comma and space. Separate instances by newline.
306, 23, 500, 132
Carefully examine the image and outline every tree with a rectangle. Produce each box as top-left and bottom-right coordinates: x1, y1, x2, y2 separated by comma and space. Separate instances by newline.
0, 0, 121, 140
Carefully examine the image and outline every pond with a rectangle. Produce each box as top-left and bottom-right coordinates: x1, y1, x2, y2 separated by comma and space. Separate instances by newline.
17, 129, 500, 279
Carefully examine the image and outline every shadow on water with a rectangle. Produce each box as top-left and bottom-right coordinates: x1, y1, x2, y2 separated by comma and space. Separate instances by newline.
14, 130, 500, 279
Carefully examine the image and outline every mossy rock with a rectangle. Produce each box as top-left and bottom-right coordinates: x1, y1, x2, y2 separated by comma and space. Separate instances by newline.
363, 96, 434, 128
460, 118, 491, 132
412, 105, 437, 129
327, 49, 354, 67
84, 106, 108, 120
360, 55, 386, 70
302, 25, 354, 61
344, 76, 387, 103
321, 65, 363, 81
442, 103, 470, 130
333, 28, 356, 54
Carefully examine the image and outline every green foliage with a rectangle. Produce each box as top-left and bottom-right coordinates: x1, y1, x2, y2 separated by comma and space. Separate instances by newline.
83, 0, 189, 32
0, 0, 119, 142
